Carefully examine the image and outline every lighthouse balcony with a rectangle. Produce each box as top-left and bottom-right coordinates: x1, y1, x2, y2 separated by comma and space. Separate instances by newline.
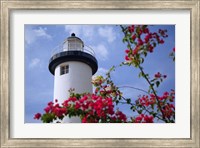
51, 43, 95, 58
49, 44, 98, 76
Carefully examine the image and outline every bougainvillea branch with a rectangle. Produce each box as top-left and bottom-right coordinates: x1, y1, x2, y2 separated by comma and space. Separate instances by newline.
119, 25, 174, 122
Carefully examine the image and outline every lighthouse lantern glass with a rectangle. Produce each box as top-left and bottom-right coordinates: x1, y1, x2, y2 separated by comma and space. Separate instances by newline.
63, 38, 83, 51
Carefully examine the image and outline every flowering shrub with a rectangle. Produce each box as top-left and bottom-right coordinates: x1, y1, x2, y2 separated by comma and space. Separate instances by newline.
35, 25, 175, 123
35, 93, 127, 123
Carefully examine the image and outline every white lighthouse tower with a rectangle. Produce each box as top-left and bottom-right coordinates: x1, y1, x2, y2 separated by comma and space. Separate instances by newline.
49, 33, 98, 123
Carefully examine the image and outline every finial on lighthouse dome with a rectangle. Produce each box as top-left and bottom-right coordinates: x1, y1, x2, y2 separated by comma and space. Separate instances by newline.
63, 33, 84, 52
71, 33, 75, 36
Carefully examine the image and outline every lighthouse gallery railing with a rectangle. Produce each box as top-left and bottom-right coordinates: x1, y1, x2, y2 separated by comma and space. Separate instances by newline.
51, 42, 95, 57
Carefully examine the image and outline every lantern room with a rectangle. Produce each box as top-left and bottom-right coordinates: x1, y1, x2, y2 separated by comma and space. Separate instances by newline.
63, 33, 84, 51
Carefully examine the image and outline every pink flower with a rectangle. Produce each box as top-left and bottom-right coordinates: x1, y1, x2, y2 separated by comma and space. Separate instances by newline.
144, 115, 154, 123
34, 113, 41, 120
162, 104, 174, 118
133, 46, 140, 55
125, 55, 130, 61
128, 25, 134, 33
48, 101, 53, 106
148, 45, 154, 53
155, 72, 161, 78
116, 111, 127, 122
68, 97, 77, 102
125, 49, 130, 54
82, 116, 87, 123
135, 115, 143, 123
75, 102, 81, 110
159, 39, 164, 44
143, 28, 149, 34
132, 34, 136, 41
139, 95, 150, 107
62, 100, 69, 107
164, 92, 169, 96
53, 107, 66, 117
108, 108, 114, 115
138, 29, 142, 36
144, 34, 150, 43
44, 106, 51, 113
137, 38, 143, 46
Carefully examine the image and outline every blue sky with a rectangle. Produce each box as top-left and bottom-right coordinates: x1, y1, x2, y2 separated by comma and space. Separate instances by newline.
25, 25, 175, 123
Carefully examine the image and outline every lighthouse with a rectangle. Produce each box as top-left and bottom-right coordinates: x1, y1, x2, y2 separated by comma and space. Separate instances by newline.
48, 33, 98, 122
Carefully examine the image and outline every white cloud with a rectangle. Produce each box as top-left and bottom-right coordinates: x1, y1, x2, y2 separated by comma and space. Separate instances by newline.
83, 26, 95, 40
98, 26, 116, 43
25, 27, 52, 44
92, 44, 109, 61
33, 27, 52, 39
64, 25, 95, 40
29, 58, 40, 68
65, 25, 117, 43
64, 25, 116, 61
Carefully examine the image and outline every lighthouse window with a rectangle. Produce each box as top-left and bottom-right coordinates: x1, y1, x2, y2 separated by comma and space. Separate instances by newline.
60, 65, 69, 75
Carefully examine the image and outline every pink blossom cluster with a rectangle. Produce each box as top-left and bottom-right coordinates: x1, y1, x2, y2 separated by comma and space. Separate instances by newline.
134, 114, 154, 123
62, 94, 127, 123
125, 25, 168, 62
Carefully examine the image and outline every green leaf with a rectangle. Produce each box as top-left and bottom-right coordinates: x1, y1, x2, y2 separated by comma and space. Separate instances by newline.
129, 38, 134, 43
122, 37, 128, 43
137, 110, 142, 114
144, 51, 147, 57
153, 42, 156, 47
41, 113, 55, 123
126, 33, 131, 38
141, 58, 144, 64
151, 104, 155, 109
75, 93, 81, 99
151, 83, 154, 87
133, 41, 137, 45
142, 25, 148, 30
152, 112, 157, 117
156, 81, 160, 87
145, 74, 149, 78
138, 72, 143, 78
148, 85, 154, 93
126, 98, 131, 104
130, 106, 136, 111
136, 27, 140, 34
127, 44, 131, 49
116, 100, 119, 105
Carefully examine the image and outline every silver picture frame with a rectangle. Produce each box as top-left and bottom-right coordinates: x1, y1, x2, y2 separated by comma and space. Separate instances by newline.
1, 0, 199, 147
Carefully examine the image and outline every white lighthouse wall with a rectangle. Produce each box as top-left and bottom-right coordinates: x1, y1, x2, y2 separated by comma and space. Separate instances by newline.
54, 61, 92, 104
